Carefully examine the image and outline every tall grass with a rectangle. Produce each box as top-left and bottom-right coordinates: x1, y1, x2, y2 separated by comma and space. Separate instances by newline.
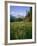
10, 22, 32, 40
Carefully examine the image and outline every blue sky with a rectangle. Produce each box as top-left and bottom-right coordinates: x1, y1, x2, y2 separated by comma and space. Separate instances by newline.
10, 6, 30, 18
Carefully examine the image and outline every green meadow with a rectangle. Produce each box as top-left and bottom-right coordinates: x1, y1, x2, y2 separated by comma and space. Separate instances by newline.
10, 22, 32, 40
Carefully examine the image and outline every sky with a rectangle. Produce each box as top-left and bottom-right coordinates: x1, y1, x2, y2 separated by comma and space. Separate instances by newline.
10, 6, 30, 18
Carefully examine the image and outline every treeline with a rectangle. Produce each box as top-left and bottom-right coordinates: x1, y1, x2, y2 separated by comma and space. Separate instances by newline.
25, 7, 32, 22
10, 7, 32, 22
10, 15, 23, 22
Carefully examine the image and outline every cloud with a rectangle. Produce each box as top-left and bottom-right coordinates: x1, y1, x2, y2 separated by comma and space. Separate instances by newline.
10, 11, 15, 15
10, 11, 26, 18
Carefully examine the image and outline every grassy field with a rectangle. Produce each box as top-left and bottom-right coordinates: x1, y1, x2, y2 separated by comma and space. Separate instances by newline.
10, 22, 32, 40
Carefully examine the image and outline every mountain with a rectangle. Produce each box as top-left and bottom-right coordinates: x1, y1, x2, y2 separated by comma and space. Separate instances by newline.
16, 15, 25, 19
10, 15, 16, 22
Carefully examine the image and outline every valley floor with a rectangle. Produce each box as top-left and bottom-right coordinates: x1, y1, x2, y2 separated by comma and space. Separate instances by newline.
10, 21, 32, 40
